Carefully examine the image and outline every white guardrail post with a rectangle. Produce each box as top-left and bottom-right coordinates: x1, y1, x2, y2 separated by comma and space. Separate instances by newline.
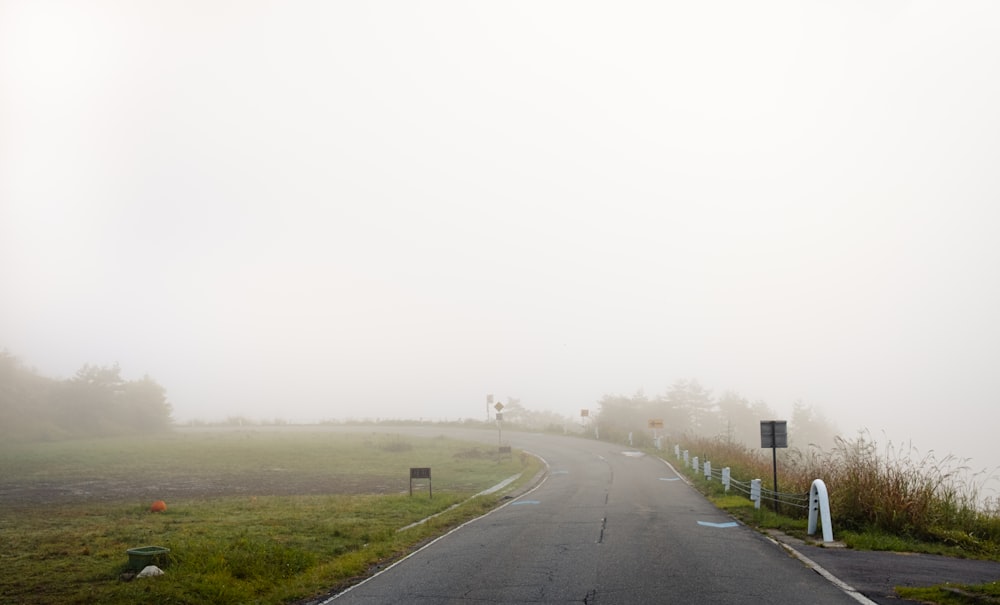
704, 460, 711, 480
722, 467, 730, 492
692, 456, 699, 472
683, 450, 689, 466
808, 479, 834, 543
750, 479, 761, 509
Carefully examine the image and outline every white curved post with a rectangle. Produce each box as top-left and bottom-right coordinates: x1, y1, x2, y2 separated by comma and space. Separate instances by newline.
808, 479, 834, 543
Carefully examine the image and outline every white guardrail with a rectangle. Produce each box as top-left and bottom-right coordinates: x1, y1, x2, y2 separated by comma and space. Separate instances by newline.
673, 444, 834, 542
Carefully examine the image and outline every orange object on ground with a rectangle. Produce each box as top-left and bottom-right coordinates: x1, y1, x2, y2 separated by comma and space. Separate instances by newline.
150, 500, 167, 513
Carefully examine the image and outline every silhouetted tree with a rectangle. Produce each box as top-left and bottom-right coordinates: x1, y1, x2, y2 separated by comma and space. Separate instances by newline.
596, 391, 656, 445
790, 399, 838, 450
0, 352, 173, 440
712, 391, 765, 445
121, 375, 172, 431
659, 379, 713, 436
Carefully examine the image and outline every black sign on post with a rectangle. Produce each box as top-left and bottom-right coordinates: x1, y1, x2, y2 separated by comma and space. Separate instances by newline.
409, 467, 432, 498
760, 421, 788, 512
760, 420, 788, 448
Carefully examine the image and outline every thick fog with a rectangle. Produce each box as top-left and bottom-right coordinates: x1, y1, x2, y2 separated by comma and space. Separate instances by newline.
2, 2, 999, 483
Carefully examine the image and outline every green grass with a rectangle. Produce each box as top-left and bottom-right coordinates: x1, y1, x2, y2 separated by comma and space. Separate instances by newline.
0, 429, 540, 604
897, 581, 1000, 604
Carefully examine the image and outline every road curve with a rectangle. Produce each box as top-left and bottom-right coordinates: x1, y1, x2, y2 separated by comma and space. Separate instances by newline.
324, 429, 862, 604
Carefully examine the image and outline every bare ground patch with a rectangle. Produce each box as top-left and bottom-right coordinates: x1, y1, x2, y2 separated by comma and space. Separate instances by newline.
0, 472, 410, 507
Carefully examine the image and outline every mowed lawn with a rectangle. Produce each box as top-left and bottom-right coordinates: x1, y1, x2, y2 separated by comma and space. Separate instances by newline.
0, 428, 539, 605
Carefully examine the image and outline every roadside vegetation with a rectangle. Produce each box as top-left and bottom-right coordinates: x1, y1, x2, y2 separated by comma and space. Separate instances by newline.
896, 581, 1000, 604
0, 430, 540, 605
670, 433, 1000, 559
661, 433, 1000, 605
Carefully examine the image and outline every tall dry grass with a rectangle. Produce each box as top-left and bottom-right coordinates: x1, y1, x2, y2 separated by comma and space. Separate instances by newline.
675, 431, 1000, 551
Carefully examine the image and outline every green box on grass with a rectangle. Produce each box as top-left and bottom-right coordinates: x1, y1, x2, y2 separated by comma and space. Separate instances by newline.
126, 546, 170, 571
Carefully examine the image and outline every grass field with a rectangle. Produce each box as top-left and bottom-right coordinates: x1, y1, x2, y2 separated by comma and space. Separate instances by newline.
0, 428, 540, 604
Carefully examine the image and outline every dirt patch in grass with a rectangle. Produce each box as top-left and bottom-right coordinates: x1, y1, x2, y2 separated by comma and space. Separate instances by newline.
0, 472, 410, 507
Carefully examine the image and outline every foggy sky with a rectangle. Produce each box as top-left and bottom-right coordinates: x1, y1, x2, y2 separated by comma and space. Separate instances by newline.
2, 2, 999, 484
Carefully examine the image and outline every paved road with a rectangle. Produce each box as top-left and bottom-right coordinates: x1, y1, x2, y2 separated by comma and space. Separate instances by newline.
787, 537, 1000, 605
323, 430, 863, 604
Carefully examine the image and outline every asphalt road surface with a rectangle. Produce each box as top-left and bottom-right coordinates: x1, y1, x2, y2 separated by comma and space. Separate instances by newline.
323, 430, 865, 604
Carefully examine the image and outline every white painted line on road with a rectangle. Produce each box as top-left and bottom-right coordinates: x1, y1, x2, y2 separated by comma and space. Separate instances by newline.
654, 456, 694, 487
697, 521, 739, 528
323, 449, 552, 602
510, 500, 540, 505
622, 451, 645, 457
476, 473, 522, 496
651, 451, 875, 604
397, 473, 524, 532
766, 537, 878, 605
659, 477, 680, 481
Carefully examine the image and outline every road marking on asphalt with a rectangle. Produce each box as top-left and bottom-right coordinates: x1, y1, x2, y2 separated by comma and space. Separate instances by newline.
659, 477, 680, 481
398, 473, 524, 532
697, 521, 739, 528
622, 451, 645, 457
325, 449, 552, 603
475, 473, 522, 496
770, 539, 878, 605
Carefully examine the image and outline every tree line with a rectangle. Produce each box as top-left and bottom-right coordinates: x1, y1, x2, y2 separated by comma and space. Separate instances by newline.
593, 379, 838, 450
0, 350, 173, 441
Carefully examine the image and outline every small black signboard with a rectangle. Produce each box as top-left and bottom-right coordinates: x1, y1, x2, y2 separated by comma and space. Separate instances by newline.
760, 420, 788, 448
409, 467, 432, 498
759, 420, 788, 512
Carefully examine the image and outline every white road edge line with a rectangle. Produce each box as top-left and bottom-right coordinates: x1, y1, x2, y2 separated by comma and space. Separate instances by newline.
395, 472, 523, 533
655, 455, 877, 605
769, 538, 879, 605
320, 450, 551, 603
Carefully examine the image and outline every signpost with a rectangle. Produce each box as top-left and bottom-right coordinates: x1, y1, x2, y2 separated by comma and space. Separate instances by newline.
760, 420, 788, 512
409, 467, 432, 498
648, 419, 664, 450
495, 401, 504, 446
